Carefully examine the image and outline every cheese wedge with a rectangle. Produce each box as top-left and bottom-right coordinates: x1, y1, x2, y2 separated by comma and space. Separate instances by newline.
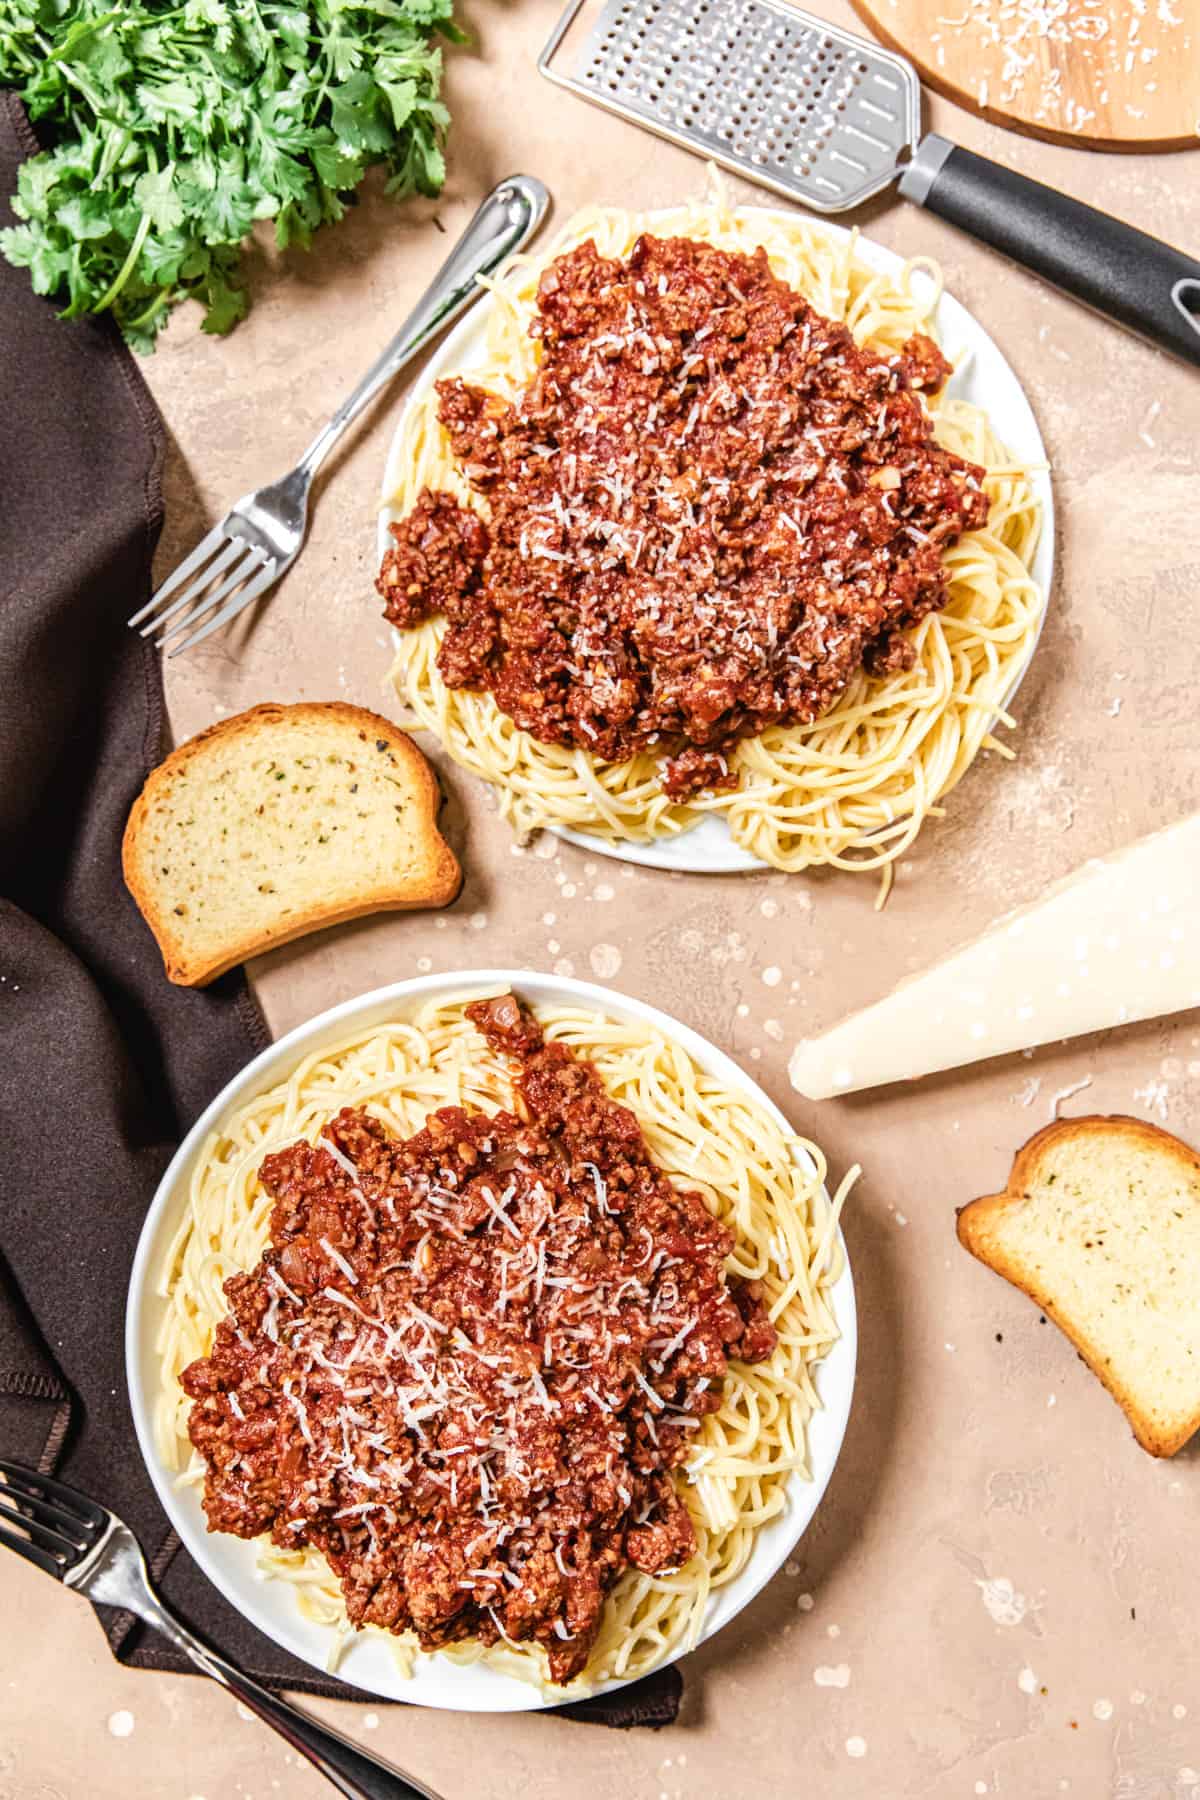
789, 812, 1200, 1100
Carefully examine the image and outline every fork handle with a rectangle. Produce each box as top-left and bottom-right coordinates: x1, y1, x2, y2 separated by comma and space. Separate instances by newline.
136, 1589, 441, 1800
297, 174, 550, 482
189, 1645, 442, 1800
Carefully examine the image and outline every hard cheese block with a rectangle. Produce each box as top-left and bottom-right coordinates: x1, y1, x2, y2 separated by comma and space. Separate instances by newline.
789, 812, 1200, 1100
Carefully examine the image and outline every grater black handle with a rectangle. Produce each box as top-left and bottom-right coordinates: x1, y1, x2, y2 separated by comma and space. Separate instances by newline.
899, 135, 1200, 371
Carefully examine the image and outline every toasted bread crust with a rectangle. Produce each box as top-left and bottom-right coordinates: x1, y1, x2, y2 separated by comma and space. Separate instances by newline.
123, 702, 461, 986
958, 1115, 1200, 1458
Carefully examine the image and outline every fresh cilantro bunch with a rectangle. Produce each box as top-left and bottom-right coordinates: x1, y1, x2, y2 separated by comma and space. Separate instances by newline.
0, 0, 461, 351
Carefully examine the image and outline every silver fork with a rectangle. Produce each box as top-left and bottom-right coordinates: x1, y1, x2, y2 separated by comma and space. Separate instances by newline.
0, 1457, 442, 1800
129, 174, 550, 658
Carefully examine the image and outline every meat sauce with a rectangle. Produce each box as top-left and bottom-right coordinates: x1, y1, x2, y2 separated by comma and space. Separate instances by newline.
377, 234, 988, 799
182, 995, 776, 1684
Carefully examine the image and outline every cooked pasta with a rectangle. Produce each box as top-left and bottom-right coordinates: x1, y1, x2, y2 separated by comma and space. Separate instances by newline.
382, 195, 1044, 876
155, 990, 852, 1693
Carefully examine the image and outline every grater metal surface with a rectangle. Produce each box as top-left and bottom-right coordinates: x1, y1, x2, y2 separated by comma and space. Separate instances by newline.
539, 0, 921, 213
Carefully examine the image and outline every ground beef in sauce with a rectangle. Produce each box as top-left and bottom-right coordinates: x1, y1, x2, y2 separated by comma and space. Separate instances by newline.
377, 234, 987, 799
181, 994, 776, 1684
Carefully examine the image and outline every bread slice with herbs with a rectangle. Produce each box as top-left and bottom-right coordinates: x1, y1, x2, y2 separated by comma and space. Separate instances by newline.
124, 702, 460, 986
958, 1115, 1200, 1457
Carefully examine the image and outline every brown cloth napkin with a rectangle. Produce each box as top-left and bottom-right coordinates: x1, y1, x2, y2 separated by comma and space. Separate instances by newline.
0, 91, 680, 1730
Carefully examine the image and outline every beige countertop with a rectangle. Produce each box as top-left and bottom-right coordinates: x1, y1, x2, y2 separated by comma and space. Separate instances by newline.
3, 2, 1200, 1794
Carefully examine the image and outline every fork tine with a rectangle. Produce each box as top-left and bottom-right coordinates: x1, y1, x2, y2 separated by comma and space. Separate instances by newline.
0, 1492, 88, 1559
138, 535, 247, 639
0, 1517, 66, 1579
0, 1482, 92, 1538
166, 552, 278, 657
154, 544, 269, 651
0, 1456, 107, 1528
127, 523, 233, 628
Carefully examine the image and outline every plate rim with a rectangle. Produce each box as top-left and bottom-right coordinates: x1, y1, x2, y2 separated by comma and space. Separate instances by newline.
375, 203, 1055, 875
125, 968, 858, 1713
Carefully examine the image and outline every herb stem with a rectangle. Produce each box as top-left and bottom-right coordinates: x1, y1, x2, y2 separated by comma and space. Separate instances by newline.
126, 284, 175, 328
92, 207, 153, 314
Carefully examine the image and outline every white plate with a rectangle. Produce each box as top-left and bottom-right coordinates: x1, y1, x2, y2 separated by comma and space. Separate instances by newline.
377, 208, 1055, 873
126, 970, 856, 1713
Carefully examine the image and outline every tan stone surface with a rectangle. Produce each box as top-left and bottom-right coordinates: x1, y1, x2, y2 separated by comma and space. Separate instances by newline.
3, 3, 1200, 1794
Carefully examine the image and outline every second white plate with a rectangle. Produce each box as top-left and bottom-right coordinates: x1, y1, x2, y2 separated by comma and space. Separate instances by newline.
126, 970, 857, 1712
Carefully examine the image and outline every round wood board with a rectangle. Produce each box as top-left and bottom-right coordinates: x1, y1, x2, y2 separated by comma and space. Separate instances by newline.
849, 0, 1200, 151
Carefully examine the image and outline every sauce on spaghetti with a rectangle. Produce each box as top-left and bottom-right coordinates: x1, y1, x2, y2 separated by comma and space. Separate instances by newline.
181, 994, 775, 1684
377, 233, 988, 798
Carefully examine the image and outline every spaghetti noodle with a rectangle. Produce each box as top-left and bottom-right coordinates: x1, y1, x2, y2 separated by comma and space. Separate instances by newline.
155, 990, 851, 1692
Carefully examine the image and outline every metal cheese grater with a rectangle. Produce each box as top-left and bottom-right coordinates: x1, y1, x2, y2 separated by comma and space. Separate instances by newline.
540, 0, 1200, 368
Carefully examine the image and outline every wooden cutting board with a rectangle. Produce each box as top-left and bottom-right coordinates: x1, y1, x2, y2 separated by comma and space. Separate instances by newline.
849, 0, 1200, 151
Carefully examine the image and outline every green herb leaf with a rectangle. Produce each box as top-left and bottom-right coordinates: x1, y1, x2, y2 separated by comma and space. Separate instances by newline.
135, 165, 184, 234
0, 0, 458, 350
